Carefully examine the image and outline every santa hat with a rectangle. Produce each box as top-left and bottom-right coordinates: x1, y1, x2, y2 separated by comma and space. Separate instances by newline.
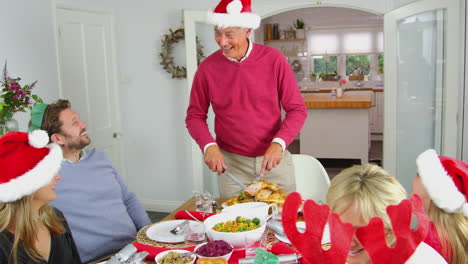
207, 0, 261, 29
416, 149, 468, 217
0, 130, 62, 202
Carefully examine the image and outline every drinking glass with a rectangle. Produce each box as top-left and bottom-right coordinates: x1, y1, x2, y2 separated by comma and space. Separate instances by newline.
194, 191, 213, 213
184, 223, 206, 247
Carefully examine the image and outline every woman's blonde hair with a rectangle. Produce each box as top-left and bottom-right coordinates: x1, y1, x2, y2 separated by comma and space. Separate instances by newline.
327, 164, 407, 234
0, 195, 65, 264
427, 202, 468, 264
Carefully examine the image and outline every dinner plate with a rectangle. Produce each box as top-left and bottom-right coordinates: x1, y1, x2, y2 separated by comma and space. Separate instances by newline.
146, 220, 203, 243
274, 222, 330, 244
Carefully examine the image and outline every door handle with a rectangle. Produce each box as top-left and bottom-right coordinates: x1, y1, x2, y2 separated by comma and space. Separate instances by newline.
113, 132, 122, 138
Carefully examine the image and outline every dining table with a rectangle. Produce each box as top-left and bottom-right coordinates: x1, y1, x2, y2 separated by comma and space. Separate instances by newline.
142, 197, 228, 264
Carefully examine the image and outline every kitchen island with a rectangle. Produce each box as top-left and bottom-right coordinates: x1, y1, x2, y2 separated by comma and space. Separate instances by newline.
300, 92, 372, 164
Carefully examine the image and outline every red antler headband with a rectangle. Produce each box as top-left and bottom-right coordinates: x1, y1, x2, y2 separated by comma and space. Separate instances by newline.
282, 192, 354, 264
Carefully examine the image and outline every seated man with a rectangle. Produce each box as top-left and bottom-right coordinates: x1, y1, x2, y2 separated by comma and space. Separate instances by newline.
28, 100, 151, 263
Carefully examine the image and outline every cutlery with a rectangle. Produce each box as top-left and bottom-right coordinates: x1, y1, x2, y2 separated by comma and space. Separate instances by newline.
222, 168, 246, 189
170, 220, 189, 235
180, 252, 195, 258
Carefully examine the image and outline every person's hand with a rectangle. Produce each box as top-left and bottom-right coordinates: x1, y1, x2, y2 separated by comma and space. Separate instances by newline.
204, 145, 227, 175
260, 142, 283, 176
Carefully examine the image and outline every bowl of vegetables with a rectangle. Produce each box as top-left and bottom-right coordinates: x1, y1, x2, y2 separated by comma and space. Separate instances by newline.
203, 212, 266, 249
194, 240, 234, 261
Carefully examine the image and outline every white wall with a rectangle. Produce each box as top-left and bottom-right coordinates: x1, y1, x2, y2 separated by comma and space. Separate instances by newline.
0, 0, 61, 130
2, 0, 427, 213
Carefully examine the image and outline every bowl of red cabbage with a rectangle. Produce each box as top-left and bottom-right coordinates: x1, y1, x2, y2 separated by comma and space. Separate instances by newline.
194, 240, 234, 261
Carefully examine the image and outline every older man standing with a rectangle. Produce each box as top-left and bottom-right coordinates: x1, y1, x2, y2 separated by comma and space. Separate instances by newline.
28, 100, 151, 263
186, 0, 307, 198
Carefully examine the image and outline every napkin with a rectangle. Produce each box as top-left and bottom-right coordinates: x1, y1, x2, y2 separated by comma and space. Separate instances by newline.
174, 210, 215, 221
133, 242, 195, 259
270, 242, 297, 255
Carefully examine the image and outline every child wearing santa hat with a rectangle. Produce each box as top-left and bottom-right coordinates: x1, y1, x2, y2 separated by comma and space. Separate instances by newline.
414, 149, 468, 264
0, 131, 81, 264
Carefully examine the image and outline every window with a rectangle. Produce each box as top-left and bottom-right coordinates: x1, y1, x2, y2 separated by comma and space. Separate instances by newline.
378, 54, 384, 74
313, 56, 337, 75
346, 55, 370, 75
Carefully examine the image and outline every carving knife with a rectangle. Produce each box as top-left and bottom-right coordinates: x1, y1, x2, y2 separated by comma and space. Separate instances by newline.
222, 168, 246, 189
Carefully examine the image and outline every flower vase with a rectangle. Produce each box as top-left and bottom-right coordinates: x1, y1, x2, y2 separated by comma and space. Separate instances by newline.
336, 86, 344, 98
0, 117, 19, 136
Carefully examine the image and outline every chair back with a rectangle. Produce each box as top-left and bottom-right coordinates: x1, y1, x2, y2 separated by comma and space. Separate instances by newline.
292, 154, 330, 203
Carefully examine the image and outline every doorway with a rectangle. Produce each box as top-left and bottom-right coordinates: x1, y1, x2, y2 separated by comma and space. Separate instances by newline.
258, 7, 384, 179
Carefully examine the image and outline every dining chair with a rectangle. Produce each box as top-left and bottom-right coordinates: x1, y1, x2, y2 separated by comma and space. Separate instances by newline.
292, 154, 331, 203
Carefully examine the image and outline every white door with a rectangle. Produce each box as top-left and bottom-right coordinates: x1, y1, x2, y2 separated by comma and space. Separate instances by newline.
383, 0, 462, 190
56, 8, 125, 176
184, 10, 222, 194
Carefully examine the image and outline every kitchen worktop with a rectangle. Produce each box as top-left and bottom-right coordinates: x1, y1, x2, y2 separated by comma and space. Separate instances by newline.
301, 87, 384, 93
303, 92, 372, 109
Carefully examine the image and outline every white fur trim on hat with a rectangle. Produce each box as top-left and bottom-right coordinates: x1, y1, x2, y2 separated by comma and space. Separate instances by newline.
0, 143, 62, 202
29, 129, 49, 148
227, 0, 242, 14
416, 149, 467, 216
406, 242, 447, 263
206, 10, 260, 29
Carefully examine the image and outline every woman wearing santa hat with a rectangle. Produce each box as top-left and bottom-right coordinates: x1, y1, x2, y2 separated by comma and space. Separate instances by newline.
0, 130, 81, 264
414, 149, 468, 264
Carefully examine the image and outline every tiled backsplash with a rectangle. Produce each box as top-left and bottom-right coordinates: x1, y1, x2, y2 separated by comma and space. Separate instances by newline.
297, 79, 384, 90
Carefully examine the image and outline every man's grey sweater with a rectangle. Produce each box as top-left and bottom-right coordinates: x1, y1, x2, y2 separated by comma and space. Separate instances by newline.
51, 149, 151, 263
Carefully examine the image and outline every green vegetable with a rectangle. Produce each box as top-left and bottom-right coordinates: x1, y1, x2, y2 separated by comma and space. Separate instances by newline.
236, 216, 246, 222
252, 218, 260, 225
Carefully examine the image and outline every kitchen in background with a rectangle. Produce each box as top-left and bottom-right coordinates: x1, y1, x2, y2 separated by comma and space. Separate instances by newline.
254, 7, 384, 178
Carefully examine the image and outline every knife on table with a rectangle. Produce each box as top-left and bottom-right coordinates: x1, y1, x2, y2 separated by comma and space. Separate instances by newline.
222, 168, 246, 189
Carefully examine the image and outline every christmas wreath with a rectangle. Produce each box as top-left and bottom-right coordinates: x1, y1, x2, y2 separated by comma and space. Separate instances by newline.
160, 28, 204, 79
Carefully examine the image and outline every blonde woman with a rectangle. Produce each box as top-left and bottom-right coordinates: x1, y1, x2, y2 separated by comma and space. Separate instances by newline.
326, 164, 407, 263
415, 149, 468, 264
0, 131, 81, 264
327, 163, 446, 264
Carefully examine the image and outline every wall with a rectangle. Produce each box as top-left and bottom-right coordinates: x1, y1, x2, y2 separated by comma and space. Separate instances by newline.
2, 0, 429, 213
0, 0, 61, 130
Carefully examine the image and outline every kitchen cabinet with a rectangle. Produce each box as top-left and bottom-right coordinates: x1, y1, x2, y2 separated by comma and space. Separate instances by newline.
341, 90, 383, 134
300, 93, 372, 164
369, 91, 384, 134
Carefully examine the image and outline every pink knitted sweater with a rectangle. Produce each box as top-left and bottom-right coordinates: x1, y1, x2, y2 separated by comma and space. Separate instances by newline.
186, 44, 307, 157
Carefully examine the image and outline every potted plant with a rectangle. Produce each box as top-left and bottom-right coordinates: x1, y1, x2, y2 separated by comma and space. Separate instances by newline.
0, 62, 43, 135
310, 72, 317, 82
293, 19, 305, 39
321, 71, 341, 81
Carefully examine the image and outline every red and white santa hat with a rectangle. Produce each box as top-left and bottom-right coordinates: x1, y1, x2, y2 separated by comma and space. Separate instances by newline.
0, 130, 62, 203
207, 0, 261, 29
416, 149, 468, 217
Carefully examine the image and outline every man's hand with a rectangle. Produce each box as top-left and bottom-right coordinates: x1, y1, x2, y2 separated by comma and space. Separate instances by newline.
204, 145, 227, 175
260, 142, 283, 176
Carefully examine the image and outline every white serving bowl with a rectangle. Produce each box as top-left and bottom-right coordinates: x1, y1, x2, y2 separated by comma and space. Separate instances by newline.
203, 212, 267, 249
155, 249, 195, 264
194, 241, 234, 261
